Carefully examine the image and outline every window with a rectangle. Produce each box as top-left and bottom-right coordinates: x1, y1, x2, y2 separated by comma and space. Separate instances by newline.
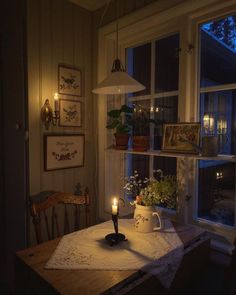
125, 34, 180, 210
198, 15, 236, 227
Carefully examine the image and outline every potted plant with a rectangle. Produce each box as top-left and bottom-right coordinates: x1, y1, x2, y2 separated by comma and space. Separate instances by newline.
106, 104, 133, 150
123, 170, 177, 232
127, 105, 161, 151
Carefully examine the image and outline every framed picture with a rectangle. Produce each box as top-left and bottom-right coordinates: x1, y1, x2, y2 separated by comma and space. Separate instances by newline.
44, 134, 85, 171
162, 123, 200, 154
58, 65, 82, 96
59, 99, 82, 127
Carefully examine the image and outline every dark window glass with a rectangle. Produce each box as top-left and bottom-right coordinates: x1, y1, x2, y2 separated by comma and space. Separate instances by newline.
200, 90, 236, 155
200, 16, 236, 87
127, 43, 151, 96
153, 156, 177, 176
153, 96, 178, 150
155, 34, 179, 92
153, 156, 177, 211
127, 154, 150, 181
198, 160, 235, 226
128, 99, 151, 137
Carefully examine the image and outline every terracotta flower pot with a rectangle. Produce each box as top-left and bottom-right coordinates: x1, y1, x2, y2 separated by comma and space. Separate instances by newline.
114, 133, 130, 150
132, 135, 149, 151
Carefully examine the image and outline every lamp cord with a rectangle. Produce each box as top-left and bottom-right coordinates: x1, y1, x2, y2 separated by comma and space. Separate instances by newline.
99, 0, 112, 27
99, 0, 119, 60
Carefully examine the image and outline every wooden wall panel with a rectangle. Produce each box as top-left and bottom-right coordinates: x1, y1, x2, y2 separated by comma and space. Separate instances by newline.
27, 0, 94, 245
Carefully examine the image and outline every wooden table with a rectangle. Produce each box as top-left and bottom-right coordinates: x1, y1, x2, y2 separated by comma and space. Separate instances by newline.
15, 223, 210, 295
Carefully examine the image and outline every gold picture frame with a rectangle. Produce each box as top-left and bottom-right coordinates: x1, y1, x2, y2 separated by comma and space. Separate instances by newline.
162, 123, 201, 154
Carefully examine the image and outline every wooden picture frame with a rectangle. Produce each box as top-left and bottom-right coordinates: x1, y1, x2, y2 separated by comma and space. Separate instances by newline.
58, 65, 82, 97
59, 99, 82, 127
44, 134, 85, 171
162, 123, 201, 154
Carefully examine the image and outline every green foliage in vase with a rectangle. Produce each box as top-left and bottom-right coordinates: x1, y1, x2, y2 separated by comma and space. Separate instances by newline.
140, 174, 177, 208
123, 169, 177, 209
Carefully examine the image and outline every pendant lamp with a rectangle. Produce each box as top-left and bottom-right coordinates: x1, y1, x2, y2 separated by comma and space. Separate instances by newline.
92, 0, 145, 95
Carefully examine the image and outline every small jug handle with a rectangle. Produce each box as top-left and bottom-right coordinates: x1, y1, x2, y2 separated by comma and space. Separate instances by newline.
153, 212, 162, 230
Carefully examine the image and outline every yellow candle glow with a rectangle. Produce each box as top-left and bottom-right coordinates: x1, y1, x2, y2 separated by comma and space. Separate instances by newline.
54, 92, 59, 111
112, 198, 118, 215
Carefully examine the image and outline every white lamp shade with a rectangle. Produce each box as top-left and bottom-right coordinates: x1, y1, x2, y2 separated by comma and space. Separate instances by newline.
92, 71, 145, 94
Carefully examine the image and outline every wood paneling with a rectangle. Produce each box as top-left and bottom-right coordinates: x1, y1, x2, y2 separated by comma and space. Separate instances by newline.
27, 0, 95, 245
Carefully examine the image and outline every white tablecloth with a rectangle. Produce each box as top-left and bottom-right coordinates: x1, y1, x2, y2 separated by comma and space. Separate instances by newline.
45, 219, 183, 288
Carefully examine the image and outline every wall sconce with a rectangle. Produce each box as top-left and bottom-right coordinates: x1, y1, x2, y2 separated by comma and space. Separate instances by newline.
41, 93, 60, 130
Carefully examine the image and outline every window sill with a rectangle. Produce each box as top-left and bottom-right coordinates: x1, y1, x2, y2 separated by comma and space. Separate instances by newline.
106, 146, 236, 162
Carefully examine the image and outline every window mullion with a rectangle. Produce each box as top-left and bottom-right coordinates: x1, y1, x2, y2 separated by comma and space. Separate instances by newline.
149, 40, 156, 176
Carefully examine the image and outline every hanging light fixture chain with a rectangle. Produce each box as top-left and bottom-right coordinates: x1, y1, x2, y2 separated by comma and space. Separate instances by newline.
116, 0, 119, 60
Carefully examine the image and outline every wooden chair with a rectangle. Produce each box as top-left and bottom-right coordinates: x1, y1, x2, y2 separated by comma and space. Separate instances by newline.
30, 189, 90, 244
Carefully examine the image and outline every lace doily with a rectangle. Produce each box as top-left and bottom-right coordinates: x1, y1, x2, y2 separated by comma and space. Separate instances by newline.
45, 219, 183, 288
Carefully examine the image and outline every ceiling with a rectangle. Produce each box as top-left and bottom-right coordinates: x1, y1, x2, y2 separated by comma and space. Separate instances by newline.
68, 0, 109, 11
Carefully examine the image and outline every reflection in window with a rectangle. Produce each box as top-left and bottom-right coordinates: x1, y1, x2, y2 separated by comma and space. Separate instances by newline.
130, 100, 150, 136
200, 16, 236, 87
200, 90, 236, 155
154, 96, 178, 150
155, 34, 179, 92
198, 160, 235, 227
127, 43, 151, 97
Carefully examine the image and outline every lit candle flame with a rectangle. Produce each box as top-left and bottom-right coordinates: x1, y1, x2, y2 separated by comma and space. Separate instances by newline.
54, 93, 59, 100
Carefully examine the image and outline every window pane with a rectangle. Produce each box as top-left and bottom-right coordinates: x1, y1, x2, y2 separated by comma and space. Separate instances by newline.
153, 156, 177, 210
200, 90, 236, 155
129, 99, 151, 136
198, 160, 235, 227
127, 43, 151, 97
153, 156, 177, 175
125, 154, 149, 200
200, 16, 236, 87
153, 96, 178, 150
155, 34, 179, 92
127, 154, 150, 180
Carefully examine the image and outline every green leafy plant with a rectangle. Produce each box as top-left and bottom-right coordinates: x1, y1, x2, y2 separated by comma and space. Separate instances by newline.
139, 174, 177, 208
106, 104, 133, 134
123, 170, 177, 209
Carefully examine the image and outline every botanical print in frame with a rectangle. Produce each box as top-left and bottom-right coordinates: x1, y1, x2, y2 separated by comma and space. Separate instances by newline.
59, 99, 82, 127
44, 135, 85, 171
162, 123, 200, 154
58, 65, 82, 96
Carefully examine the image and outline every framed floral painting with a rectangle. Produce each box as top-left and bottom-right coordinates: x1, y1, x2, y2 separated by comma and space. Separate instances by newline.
162, 123, 200, 154
58, 65, 82, 97
44, 134, 85, 171
59, 99, 82, 127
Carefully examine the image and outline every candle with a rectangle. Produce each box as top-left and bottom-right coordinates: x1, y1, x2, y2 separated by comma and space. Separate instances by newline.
112, 198, 118, 215
54, 92, 59, 112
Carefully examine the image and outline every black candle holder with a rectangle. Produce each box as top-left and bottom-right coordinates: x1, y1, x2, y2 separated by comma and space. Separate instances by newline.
105, 214, 127, 246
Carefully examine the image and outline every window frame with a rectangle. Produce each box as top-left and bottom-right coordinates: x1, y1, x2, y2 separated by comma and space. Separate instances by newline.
125, 35, 180, 214
192, 7, 236, 240
96, 0, 236, 242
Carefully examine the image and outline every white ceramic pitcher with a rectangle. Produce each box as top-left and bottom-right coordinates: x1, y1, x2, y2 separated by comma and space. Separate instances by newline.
134, 204, 162, 233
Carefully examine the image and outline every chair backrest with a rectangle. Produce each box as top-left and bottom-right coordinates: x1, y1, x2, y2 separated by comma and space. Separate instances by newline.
30, 189, 90, 244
